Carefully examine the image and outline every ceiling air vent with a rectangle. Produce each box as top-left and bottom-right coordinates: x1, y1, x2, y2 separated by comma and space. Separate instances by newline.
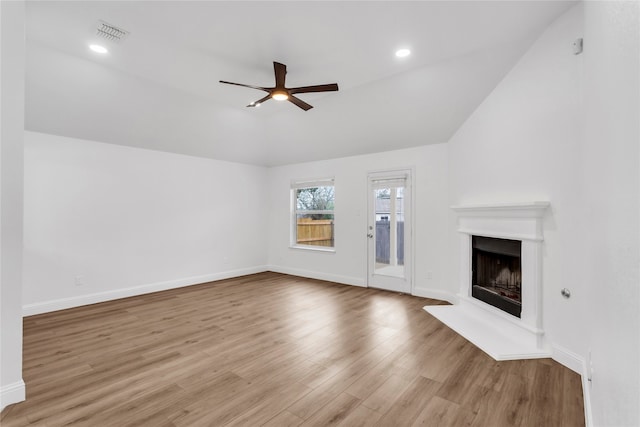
95, 20, 129, 43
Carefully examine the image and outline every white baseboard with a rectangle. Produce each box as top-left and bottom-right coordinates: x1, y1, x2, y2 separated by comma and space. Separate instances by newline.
23, 266, 269, 316
551, 343, 585, 375
267, 265, 366, 287
412, 287, 457, 304
0, 380, 25, 412
581, 362, 593, 427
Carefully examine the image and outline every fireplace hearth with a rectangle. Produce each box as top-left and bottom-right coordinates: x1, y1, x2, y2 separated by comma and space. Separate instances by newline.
472, 236, 522, 318
424, 202, 550, 360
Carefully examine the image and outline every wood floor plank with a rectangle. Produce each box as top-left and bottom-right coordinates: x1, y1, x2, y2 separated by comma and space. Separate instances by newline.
345, 337, 423, 400
361, 374, 413, 414
562, 366, 587, 426
527, 361, 565, 426
411, 395, 476, 427
435, 343, 495, 405
224, 381, 312, 426
337, 404, 382, 426
262, 410, 305, 427
0, 272, 584, 427
375, 376, 442, 425
299, 392, 361, 426
468, 373, 533, 426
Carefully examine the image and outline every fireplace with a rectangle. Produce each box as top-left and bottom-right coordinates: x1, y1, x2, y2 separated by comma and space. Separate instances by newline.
424, 202, 550, 360
472, 236, 522, 318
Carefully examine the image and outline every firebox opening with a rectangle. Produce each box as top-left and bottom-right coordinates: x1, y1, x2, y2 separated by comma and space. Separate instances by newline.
471, 236, 522, 318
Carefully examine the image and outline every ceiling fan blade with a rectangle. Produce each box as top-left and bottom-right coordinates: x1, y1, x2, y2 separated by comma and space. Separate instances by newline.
288, 95, 313, 111
274, 62, 287, 88
289, 83, 339, 94
246, 94, 272, 107
219, 80, 270, 92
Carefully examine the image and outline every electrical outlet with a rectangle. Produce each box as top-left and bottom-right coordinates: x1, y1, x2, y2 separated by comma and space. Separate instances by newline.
573, 38, 583, 55
75, 275, 85, 286
427, 271, 433, 280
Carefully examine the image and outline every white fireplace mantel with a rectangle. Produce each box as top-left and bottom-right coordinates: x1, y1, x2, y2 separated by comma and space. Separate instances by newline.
425, 201, 551, 360
451, 201, 549, 241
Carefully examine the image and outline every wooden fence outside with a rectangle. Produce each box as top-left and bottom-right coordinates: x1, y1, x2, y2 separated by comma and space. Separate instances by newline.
297, 218, 334, 247
376, 221, 404, 264
296, 219, 403, 255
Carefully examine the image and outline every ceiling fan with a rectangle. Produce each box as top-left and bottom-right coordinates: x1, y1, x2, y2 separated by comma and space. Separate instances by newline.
220, 61, 339, 111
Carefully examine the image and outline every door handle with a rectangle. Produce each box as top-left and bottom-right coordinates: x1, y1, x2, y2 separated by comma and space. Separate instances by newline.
367, 233, 374, 238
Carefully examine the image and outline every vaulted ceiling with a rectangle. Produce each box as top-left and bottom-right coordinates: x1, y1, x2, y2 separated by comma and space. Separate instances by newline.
25, 1, 575, 166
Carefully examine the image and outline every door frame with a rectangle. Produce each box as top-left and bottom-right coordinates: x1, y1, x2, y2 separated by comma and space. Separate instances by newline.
366, 167, 415, 294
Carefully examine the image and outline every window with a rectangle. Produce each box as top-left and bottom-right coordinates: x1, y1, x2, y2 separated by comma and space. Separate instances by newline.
292, 179, 335, 249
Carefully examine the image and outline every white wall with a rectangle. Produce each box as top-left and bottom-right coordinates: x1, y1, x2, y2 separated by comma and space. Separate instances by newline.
266, 144, 450, 299
449, 3, 587, 365
22, 132, 269, 314
0, 0, 26, 411
447, 2, 640, 424
583, 2, 639, 426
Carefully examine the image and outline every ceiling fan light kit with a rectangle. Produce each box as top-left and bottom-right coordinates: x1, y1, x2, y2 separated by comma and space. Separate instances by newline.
271, 90, 289, 101
220, 61, 339, 111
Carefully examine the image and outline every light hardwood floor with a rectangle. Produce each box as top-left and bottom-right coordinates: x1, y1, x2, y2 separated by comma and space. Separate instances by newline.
1, 272, 585, 426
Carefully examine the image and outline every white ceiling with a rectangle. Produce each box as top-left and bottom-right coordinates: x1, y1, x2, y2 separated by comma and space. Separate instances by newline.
25, 1, 575, 166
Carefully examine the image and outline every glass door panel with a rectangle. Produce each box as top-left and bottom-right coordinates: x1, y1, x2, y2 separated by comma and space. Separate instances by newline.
367, 171, 412, 294
374, 187, 405, 278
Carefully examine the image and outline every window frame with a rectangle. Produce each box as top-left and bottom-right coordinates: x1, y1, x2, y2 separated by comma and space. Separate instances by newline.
290, 178, 335, 252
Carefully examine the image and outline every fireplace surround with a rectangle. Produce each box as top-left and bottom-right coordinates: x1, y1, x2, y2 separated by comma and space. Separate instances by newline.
425, 201, 550, 360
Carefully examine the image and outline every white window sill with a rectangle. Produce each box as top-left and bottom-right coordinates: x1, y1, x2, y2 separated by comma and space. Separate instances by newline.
289, 244, 336, 253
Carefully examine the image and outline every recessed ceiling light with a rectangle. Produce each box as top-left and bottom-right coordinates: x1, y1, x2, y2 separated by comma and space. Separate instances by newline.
89, 44, 108, 54
395, 48, 411, 58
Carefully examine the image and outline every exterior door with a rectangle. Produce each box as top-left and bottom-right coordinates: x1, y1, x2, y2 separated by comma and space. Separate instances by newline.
367, 170, 412, 293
